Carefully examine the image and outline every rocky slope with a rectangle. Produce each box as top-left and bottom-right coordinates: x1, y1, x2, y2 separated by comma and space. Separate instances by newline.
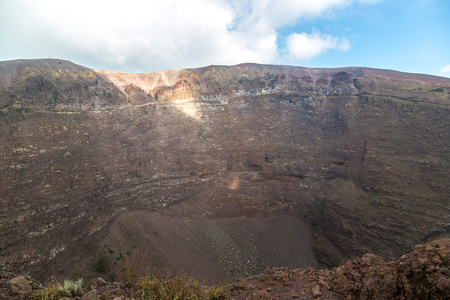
0, 59, 449, 282
2, 238, 449, 299
227, 238, 450, 299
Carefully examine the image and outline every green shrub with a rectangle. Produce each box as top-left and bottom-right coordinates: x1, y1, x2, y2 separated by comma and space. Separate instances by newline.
94, 254, 110, 274
62, 279, 83, 297
209, 286, 226, 300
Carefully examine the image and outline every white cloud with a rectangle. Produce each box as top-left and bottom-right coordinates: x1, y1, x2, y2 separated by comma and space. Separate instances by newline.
1, 0, 280, 71
229, 0, 350, 29
285, 32, 351, 60
441, 65, 450, 73
0, 0, 371, 72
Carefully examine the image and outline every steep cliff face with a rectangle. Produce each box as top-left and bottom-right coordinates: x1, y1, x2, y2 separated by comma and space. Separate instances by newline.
0, 59, 126, 110
0, 59, 449, 281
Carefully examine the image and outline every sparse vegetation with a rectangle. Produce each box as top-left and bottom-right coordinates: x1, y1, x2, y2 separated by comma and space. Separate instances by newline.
23, 238, 450, 300
62, 278, 84, 297
29, 281, 62, 300
94, 254, 110, 274
116, 252, 125, 261
29, 274, 228, 299
208, 286, 227, 300
138, 275, 226, 300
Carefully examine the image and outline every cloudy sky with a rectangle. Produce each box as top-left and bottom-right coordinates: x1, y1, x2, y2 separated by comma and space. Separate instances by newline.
1, 0, 449, 76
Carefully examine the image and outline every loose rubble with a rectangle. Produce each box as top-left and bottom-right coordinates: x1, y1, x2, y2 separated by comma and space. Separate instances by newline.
1, 238, 446, 299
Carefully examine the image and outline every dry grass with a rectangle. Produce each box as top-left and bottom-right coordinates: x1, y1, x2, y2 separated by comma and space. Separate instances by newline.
138, 274, 226, 300
29, 281, 63, 300
29, 274, 226, 300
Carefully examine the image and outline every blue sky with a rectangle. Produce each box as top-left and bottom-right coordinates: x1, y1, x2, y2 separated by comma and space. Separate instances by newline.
1, 0, 449, 76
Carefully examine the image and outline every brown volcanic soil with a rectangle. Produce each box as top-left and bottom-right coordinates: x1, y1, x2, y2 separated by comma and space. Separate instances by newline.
93, 211, 317, 284
191, 214, 317, 281
0, 59, 449, 284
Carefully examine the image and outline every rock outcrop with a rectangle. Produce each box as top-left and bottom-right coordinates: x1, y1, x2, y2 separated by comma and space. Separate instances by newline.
0, 59, 449, 282
329, 238, 450, 299
227, 238, 450, 299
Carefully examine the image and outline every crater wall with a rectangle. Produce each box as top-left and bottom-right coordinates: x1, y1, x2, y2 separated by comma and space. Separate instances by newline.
0, 59, 449, 281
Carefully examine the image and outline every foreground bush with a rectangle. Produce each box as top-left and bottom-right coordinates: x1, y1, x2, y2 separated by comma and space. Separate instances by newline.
29, 281, 63, 300
28, 274, 226, 300
138, 275, 225, 300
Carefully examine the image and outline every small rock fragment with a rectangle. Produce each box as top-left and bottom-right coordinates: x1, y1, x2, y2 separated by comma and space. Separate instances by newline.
82, 289, 98, 300
312, 284, 322, 298
8, 276, 32, 295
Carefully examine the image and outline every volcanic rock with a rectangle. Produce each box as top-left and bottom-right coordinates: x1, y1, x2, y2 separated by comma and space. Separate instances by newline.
0, 59, 448, 283
225, 238, 450, 299
7, 276, 32, 297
